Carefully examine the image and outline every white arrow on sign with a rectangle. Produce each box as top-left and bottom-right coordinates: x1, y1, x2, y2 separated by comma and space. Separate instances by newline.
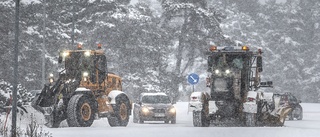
190, 76, 197, 83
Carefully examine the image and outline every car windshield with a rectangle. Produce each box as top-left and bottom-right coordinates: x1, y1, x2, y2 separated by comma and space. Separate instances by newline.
141, 95, 171, 104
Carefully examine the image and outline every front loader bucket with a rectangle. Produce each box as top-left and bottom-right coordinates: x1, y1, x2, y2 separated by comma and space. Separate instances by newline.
262, 106, 292, 126
277, 106, 292, 126
31, 83, 59, 115
31, 83, 64, 128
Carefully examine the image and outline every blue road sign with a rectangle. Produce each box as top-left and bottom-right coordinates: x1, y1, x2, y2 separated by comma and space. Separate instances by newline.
187, 73, 199, 85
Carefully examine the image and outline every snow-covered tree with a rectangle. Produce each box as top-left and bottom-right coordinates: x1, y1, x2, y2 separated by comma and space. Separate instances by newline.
157, 0, 228, 100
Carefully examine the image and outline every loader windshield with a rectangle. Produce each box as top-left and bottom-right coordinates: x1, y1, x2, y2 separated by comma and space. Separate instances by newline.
64, 52, 94, 80
208, 54, 246, 71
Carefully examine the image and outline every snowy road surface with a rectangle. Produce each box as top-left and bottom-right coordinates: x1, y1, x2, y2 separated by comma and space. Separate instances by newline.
3, 102, 320, 137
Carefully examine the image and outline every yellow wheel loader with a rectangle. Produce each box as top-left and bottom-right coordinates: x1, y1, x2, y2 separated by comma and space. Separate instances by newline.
32, 44, 131, 128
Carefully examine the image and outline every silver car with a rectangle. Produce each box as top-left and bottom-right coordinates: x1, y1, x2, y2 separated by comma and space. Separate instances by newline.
133, 93, 176, 124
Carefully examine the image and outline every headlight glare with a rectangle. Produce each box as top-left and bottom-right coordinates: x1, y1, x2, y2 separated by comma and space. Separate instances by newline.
62, 51, 69, 57
141, 107, 149, 114
215, 69, 220, 74
49, 73, 54, 83
225, 69, 231, 74
83, 72, 89, 77
84, 51, 91, 57
169, 107, 176, 113
49, 78, 54, 83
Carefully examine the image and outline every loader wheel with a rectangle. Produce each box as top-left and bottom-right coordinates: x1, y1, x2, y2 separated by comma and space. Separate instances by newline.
288, 111, 294, 120
193, 111, 209, 127
108, 95, 130, 127
67, 94, 95, 127
245, 113, 256, 127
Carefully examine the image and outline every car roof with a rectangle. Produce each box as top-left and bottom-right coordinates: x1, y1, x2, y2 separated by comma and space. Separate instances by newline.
140, 92, 168, 96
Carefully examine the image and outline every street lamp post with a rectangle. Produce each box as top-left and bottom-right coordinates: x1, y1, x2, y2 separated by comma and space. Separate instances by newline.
12, 0, 20, 136
41, 0, 46, 87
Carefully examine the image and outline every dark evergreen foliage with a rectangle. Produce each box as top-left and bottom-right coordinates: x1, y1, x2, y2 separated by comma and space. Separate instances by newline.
0, 0, 319, 102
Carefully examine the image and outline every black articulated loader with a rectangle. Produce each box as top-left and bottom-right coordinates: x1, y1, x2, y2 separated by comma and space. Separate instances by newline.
188, 46, 292, 127
32, 44, 131, 128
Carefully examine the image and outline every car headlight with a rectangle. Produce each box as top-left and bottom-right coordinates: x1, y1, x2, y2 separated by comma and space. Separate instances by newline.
169, 107, 176, 113
141, 107, 150, 114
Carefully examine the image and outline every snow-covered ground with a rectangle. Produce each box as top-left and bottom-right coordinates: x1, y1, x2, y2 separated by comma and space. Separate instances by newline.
1, 102, 320, 137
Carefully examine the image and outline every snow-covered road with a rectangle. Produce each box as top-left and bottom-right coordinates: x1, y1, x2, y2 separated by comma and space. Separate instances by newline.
46, 102, 320, 137
2, 102, 320, 137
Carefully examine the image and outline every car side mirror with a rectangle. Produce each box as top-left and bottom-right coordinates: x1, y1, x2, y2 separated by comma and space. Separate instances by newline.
171, 101, 177, 104
172, 99, 176, 104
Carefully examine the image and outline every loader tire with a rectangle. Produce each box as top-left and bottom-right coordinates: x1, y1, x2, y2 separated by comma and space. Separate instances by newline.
245, 113, 256, 127
295, 105, 303, 120
288, 111, 294, 120
193, 111, 209, 127
67, 94, 95, 127
108, 95, 130, 127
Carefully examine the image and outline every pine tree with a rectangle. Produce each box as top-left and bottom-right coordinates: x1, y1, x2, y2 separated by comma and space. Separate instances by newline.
157, 0, 227, 100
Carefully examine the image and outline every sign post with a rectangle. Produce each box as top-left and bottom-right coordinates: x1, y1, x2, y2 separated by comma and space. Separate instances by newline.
187, 73, 199, 92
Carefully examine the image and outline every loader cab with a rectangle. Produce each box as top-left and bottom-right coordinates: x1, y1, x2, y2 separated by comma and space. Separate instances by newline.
208, 54, 247, 72
58, 46, 108, 84
207, 46, 254, 101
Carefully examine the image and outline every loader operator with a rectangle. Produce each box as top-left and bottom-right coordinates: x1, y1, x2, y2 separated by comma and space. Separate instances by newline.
208, 55, 244, 72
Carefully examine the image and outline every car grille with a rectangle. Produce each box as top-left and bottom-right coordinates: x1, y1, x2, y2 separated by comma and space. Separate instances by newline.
152, 109, 165, 113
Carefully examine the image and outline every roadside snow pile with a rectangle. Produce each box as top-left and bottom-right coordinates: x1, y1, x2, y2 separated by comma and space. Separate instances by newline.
0, 105, 49, 136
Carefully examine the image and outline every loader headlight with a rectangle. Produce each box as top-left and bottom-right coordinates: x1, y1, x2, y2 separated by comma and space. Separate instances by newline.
83, 72, 89, 81
83, 72, 89, 77
49, 78, 54, 83
215, 69, 220, 74
84, 51, 91, 57
225, 69, 231, 74
62, 51, 70, 57
49, 73, 54, 83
